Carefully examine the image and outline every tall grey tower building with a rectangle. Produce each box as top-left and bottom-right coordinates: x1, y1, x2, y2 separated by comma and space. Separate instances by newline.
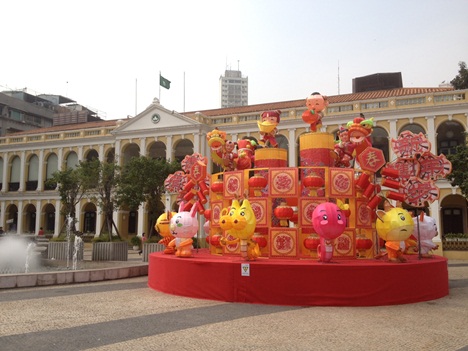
219, 69, 248, 108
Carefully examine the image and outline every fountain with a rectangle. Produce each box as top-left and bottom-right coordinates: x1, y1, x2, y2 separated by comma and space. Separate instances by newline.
0, 235, 41, 274
0, 230, 148, 289
72, 235, 83, 271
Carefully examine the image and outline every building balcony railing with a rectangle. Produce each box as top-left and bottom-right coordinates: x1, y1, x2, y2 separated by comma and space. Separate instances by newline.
44, 181, 56, 191
26, 181, 38, 191
8, 182, 19, 191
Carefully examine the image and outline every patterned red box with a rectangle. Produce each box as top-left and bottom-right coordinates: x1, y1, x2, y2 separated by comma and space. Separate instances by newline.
269, 168, 298, 197
329, 168, 355, 197
249, 198, 269, 227
223, 171, 244, 198
334, 229, 356, 258
355, 199, 373, 228
210, 200, 224, 226
270, 228, 298, 258
299, 198, 327, 226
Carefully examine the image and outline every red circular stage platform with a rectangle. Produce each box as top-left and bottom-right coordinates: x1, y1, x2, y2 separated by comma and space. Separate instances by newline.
148, 250, 449, 306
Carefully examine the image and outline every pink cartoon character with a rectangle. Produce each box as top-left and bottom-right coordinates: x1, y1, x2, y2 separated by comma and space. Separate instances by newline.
302, 92, 329, 132
312, 202, 347, 262
258, 110, 280, 147
413, 212, 439, 257
167, 202, 198, 258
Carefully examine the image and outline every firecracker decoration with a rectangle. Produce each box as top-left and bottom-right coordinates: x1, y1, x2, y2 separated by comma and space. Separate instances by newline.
389, 131, 451, 208
164, 153, 209, 213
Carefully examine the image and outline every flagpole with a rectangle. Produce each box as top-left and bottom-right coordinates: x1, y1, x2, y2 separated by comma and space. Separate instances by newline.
183, 71, 185, 112
135, 78, 137, 116
159, 71, 161, 102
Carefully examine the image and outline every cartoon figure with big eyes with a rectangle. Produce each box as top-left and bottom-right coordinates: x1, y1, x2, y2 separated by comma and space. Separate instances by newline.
312, 202, 347, 263
302, 92, 328, 132
168, 202, 198, 258
376, 207, 414, 262
258, 110, 280, 148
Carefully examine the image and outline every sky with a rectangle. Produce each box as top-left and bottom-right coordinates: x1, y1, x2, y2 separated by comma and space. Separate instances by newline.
2, 0, 468, 120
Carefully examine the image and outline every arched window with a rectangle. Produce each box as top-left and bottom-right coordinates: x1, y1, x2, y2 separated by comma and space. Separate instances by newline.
371, 127, 390, 163
399, 123, 425, 135
148, 141, 166, 159
437, 120, 466, 156
86, 149, 99, 161
0, 157, 3, 191
27, 154, 39, 191
174, 139, 194, 162
45, 153, 58, 190
122, 143, 140, 165
9, 156, 21, 191
66, 151, 78, 169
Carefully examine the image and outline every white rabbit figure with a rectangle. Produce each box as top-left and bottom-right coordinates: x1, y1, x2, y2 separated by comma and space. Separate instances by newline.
413, 212, 439, 257
168, 202, 198, 257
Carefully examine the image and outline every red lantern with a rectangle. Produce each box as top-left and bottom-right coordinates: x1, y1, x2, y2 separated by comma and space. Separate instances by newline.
290, 210, 299, 226
252, 233, 268, 248
248, 174, 268, 197
211, 180, 224, 197
204, 209, 211, 220
207, 234, 222, 247
356, 235, 373, 258
274, 202, 294, 227
303, 175, 325, 196
304, 233, 320, 250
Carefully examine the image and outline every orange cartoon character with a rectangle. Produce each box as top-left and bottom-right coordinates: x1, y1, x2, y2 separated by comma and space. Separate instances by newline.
155, 211, 176, 254
258, 110, 280, 147
302, 92, 329, 132
376, 207, 414, 262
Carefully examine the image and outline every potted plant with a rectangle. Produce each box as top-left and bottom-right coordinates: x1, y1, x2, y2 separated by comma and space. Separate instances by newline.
130, 236, 142, 251
444, 233, 458, 242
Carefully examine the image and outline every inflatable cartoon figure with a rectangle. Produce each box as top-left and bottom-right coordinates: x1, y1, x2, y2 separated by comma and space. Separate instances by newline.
168, 202, 198, 257
207, 128, 237, 171
312, 202, 347, 262
413, 211, 439, 257
219, 197, 260, 260
258, 110, 280, 147
236, 138, 256, 170
376, 207, 414, 262
222, 139, 238, 171
302, 92, 329, 132
334, 126, 356, 167
155, 211, 176, 254
347, 114, 374, 163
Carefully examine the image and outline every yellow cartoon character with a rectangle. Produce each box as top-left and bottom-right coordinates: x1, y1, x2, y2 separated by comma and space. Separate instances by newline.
219, 197, 260, 260
155, 211, 176, 254
376, 207, 414, 262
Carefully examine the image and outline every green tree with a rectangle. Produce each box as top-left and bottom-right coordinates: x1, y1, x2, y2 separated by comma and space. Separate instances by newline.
117, 157, 181, 238
446, 137, 468, 198
450, 61, 468, 89
45, 163, 96, 233
83, 159, 122, 240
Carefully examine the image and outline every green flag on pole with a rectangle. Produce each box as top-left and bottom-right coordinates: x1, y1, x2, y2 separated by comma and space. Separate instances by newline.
160, 74, 171, 89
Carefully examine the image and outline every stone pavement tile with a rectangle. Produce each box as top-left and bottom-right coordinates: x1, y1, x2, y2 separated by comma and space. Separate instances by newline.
0, 261, 467, 351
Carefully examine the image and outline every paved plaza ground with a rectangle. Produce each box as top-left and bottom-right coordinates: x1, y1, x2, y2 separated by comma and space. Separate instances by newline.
0, 260, 467, 351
